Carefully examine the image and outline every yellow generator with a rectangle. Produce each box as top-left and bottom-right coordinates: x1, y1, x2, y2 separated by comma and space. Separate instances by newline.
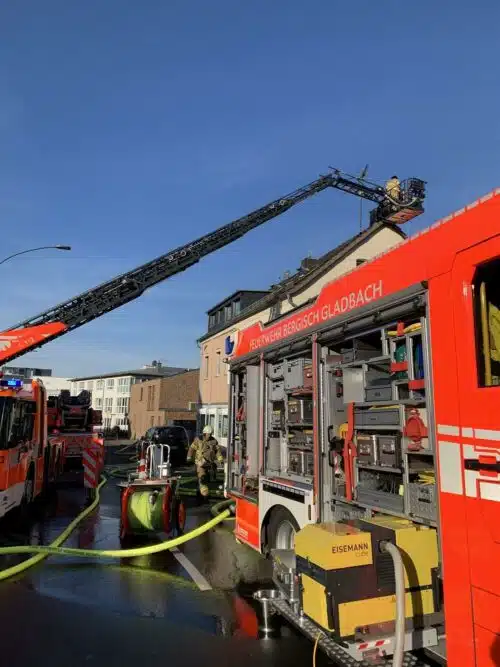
294, 516, 439, 639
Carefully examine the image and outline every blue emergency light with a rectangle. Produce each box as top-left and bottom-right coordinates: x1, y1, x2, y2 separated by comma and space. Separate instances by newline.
0, 378, 23, 388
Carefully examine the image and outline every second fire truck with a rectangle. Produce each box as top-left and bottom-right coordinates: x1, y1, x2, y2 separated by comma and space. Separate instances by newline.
0, 376, 64, 518
47, 389, 102, 472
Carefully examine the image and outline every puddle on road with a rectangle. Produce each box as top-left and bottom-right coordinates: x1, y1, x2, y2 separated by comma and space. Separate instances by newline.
0, 468, 285, 646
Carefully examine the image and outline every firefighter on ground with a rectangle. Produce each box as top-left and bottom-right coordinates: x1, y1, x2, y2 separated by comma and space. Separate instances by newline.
187, 425, 224, 498
385, 175, 400, 202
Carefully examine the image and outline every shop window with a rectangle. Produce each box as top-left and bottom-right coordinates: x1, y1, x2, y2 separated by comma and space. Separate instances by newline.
473, 258, 500, 387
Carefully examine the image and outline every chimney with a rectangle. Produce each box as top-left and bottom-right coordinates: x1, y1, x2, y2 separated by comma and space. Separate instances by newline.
300, 257, 319, 271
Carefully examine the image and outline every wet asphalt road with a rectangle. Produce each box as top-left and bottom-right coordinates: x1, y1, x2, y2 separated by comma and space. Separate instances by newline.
0, 444, 328, 667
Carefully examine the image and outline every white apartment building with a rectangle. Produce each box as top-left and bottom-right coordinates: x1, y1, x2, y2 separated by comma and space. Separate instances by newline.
70, 363, 188, 431
33, 376, 71, 396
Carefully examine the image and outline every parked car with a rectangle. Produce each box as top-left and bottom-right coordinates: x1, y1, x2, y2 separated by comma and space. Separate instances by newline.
140, 425, 190, 467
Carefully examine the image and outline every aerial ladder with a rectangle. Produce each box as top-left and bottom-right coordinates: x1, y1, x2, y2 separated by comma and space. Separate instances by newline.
0, 170, 425, 366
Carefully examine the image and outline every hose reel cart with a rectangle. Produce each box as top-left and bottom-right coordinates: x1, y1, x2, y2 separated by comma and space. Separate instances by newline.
119, 443, 186, 541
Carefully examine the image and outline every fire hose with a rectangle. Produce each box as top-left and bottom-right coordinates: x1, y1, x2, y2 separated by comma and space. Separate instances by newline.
0, 475, 234, 582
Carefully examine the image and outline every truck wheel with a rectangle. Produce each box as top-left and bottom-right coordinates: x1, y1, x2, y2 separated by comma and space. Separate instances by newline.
19, 469, 35, 519
175, 499, 186, 535
23, 472, 34, 505
266, 507, 300, 551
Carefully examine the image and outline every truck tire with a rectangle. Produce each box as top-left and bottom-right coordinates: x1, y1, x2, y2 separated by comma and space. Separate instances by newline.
266, 507, 300, 552
19, 467, 35, 520
23, 475, 34, 505
42, 445, 54, 493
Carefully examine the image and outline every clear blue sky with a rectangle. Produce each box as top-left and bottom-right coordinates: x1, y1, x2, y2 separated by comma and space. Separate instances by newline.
1, 1, 499, 377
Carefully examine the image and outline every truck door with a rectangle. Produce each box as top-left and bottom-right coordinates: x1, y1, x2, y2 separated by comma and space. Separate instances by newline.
451, 236, 500, 665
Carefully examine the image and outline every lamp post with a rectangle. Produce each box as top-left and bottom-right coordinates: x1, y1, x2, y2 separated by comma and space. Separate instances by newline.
0, 245, 72, 266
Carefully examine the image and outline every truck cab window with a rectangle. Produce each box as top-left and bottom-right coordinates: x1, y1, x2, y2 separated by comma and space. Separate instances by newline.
0, 398, 13, 450
8, 402, 35, 448
473, 257, 500, 387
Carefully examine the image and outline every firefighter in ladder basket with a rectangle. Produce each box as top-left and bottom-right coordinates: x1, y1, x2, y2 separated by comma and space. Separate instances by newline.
187, 425, 224, 501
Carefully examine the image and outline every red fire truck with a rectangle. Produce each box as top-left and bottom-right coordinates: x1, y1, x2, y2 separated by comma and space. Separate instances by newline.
226, 189, 500, 666
0, 377, 64, 518
47, 389, 102, 472
0, 168, 421, 518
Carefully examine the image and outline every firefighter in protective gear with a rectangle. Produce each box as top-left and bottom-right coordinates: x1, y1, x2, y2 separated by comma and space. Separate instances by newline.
385, 175, 400, 202
187, 425, 224, 498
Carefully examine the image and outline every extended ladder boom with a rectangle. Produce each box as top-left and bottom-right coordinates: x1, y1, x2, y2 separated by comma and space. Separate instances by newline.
0, 169, 425, 365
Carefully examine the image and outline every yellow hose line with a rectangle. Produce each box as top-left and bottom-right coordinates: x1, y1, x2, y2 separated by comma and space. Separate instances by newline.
0, 476, 233, 581
0, 476, 107, 581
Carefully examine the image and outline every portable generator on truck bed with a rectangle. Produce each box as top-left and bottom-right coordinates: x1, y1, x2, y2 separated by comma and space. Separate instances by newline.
270, 517, 442, 663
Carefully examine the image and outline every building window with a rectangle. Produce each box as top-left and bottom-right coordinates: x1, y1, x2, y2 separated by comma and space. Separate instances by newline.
95, 397, 103, 409
147, 385, 156, 411
118, 377, 130, 394
269, 301, 281, 321
86, 381, 93, 391
116, 397, 129, 414
473, 258, 500, 387
103, 417, 112, 429
215, 350, 221, 377
106, 378, 114, 390
224, 304, 232, 321
140, 387, 144, 401
218, 413, 228, 438
96, 379, 104, 390
204, 356, 209, 379
104, 397, 113, 412
78, 382, 85, 392
150, 416, 155, 427
115, 417, 128, 427
209, 314, 216, 329
233, 299, 241, 316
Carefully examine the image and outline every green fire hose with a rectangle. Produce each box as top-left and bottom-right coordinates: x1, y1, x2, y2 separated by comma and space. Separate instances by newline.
0, 475, 233, 582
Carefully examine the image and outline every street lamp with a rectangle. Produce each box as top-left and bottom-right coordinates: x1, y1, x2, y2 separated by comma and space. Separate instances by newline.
0, 245, 72, 266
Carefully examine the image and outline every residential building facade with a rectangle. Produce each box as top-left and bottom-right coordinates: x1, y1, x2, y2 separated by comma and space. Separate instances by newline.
128, 369, 200, 439
33, 376, 71, 396
2, 366, 52, 379
70, 362, 189, 432
197, 222, 407, 447
200, 291, 270, 447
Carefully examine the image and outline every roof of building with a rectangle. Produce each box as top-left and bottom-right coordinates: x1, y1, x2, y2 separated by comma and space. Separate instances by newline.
198, 221, 407, 343
206, 289, 271, 315
132, 368, 199, 386
70, 366, 192, 382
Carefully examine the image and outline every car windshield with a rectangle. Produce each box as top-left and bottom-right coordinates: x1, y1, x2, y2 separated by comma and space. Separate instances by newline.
155, 427, 185, 444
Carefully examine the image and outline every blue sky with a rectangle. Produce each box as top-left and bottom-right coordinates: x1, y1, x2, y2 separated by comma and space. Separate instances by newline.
1, 1, 500, 377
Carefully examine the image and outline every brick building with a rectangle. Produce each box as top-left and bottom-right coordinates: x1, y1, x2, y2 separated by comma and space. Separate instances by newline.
128, 369, 200, 438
